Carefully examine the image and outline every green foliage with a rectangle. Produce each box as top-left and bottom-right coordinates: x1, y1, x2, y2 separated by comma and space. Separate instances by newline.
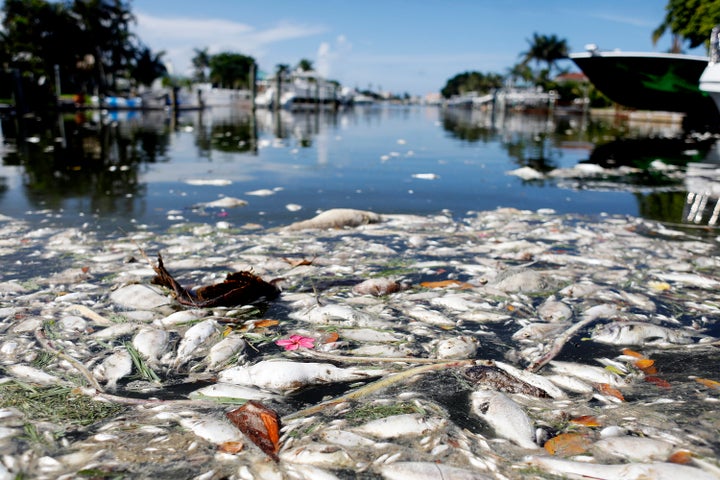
520, 32, 569, 78
209, 52, 256, 89
0, 0, 166, 97
441, 71, 504, 98
654, 0, 720, 51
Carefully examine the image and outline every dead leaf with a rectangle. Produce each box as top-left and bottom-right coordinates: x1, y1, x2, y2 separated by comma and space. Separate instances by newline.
283, 256, 316, 267
695, 378, 720, 389
322, 331, 340, 344
668, 450, 693, 464
645, 376, 671, 388
544, 432, 592, 456
151, 253, 280, 308
569, 415, 602, 427
621, 348, 644, 358
226, 401, 281, 461
420, 280, 473, 289
218, 441, 245, 454
634, 358, 657, 374
596, 383, 625, 402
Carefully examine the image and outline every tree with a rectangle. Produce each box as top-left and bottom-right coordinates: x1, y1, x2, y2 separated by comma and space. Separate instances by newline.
192, 47, 210, 82
133, 46, 166, 87
209, 52, 256, 89
0, 0, 166, 99
520, 33, 569, 79
440, 71, 504, 98
70, 0, 137, 91
652, 0, 720, 52
297, 58, 314, 72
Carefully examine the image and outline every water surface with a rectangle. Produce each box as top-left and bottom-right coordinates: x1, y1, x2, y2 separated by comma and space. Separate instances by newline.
0, 105, 713, 233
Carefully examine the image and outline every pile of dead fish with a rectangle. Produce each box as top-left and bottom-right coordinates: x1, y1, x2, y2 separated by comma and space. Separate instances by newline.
0, 207, 719, 479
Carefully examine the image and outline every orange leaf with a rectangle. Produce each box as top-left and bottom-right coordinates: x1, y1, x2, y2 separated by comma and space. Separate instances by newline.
596, 383, 625, 402
621, 348, 644, 359
322, 331, 340, 344
634, 358, 654, 369
668, 450, 693, 464
569, 415, 602, 427
634, 358, 657, 374
283, 256, 317, 267
226, 401, 281, 461
695, 378, 720, 389
218, 441, 245, 454
544, 432, 592, 456
420, 280, 473, 289
645, 376, 671, 388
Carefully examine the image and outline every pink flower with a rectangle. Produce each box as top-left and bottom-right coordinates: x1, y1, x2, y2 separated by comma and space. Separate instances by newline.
276, 334, 315, 351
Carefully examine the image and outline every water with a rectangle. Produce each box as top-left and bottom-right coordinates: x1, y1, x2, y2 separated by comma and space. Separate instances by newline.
0, 105, 715, 233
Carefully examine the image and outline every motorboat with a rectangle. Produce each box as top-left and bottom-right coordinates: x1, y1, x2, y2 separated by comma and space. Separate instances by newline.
570, 45, 718, 122
700, 26, 720, 116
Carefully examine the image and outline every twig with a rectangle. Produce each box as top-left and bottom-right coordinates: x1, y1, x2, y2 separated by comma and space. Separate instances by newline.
65, 304, 113, 326
526, 314, 605, 373
35, 329, 216, 407
299, 350, 457, 364
282, 359, 477, 422
35, 329, 105, 392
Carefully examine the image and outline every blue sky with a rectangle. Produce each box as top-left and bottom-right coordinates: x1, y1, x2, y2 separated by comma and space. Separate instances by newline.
131, 0, 706, 95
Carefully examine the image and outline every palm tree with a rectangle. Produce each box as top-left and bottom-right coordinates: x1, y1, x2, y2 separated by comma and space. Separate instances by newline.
297, 58, 314, 72
652, 0, 720, 52
520, 33, 569, 78
192, 47, 210, 82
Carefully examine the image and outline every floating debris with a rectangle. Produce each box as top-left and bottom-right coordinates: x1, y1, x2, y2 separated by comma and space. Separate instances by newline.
0, 207, 719, 478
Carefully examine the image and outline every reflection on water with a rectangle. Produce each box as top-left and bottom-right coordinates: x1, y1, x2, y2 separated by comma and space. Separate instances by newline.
0, 104, 718, 233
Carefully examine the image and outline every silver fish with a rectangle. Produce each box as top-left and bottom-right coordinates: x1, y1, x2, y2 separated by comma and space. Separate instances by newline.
591, 321, 694, 345
470, 390, 538, 449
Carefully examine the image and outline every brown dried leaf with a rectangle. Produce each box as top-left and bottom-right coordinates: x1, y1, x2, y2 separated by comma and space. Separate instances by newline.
218, 441, 245, 454
282, 256, 316, 267
668, 450, 693, 464
596, 383, 625, 402
569, 415, 602, 427
226, 401, 281, 461
544, 432, 592, 456
420, 280, 473, 289
645, 376, 671, 388
151, 253, 280, 308
621, 348, 644, 359
695, 377, 720, 389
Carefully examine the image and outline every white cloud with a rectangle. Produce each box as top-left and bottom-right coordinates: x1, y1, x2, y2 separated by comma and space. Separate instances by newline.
314, 35, 352, 79
134, 11, 327, 76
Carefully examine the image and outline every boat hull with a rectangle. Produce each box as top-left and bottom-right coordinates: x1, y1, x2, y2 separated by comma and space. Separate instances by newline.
570, 51, 718, 120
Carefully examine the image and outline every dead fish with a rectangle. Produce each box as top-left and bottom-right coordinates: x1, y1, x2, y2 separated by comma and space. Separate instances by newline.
352, 278, 404, 296
132, 327, 169, 363
591, 321, 694, 345
174, 319, 218, 367
435, 336, 479, 359
549, 361, 625, 387
537, 297, 573, 322
512, 322, 568, 342
353, 413, 445, 439
470, 390, 538, 449
283, 208, 381, 230
93, 348, 132, 390
218, 360, 384, 393
207, 334, 247, 369
464, 365, 550, 398
524, 455, 718, 480
380, 461, 493, 480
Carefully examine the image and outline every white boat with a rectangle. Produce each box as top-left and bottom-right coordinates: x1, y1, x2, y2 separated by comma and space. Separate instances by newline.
700, 26, 720, 117
255, 69, 341, 110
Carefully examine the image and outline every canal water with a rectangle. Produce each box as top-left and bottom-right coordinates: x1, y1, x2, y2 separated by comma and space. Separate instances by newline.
0, 105, 716, 233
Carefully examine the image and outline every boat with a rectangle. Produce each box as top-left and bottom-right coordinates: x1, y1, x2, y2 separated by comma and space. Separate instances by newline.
700, 27, 720, 117
255, 69, 342, 111
570, 45, 719, 123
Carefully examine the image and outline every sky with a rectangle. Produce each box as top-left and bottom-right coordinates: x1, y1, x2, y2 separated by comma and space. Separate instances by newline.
130, 0, 706, 96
